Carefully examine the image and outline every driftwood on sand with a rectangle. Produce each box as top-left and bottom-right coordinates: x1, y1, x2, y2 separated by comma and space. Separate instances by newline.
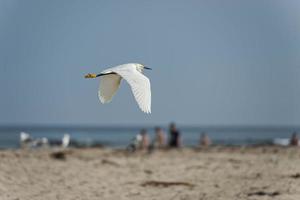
141, 180, 195, 188
290, 173, 300, 179
50, 151, 66, 160
247, 191, 280, 197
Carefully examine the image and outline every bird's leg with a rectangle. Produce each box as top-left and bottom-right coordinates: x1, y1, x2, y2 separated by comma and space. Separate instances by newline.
84, 73, 97, 78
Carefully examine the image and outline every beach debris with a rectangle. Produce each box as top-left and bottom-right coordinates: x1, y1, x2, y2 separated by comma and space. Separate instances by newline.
141, 181, 195, 188
101, 159, 120, 167
228, 158, 242, 164
186, 165, 206, 170
290, 173, 300, 179
144, 169, 153, 174
247, 191, 280, 197
50, 151, 67, 160
255, 173, 262, 178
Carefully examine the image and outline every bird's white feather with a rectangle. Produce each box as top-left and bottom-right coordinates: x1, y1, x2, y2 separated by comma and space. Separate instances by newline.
98, 74, 121, 103
104, 64, 151, 113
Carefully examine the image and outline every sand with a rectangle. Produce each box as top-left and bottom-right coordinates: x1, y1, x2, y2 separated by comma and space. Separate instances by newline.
0, 146, 300, 200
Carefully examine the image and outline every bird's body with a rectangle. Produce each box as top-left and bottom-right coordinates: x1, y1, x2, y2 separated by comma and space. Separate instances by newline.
85, 63, 151, 113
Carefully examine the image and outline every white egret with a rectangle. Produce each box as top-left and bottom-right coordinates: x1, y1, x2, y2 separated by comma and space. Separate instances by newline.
85, 63, 152, 113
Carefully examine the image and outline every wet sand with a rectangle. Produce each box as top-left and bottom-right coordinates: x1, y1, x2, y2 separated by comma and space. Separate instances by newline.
0, 146, 300, 200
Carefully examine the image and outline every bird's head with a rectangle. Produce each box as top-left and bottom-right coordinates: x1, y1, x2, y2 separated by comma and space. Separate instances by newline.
136, 63, 152, 73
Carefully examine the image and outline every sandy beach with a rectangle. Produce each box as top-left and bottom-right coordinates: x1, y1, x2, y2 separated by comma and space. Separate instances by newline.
0, 147, 300, 200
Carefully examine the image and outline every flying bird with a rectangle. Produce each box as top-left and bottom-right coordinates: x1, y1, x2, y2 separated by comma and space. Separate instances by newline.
85, 63, 152, 113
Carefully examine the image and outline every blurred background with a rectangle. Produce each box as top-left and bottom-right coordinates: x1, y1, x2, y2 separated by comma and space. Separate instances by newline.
0, 0, 300, 148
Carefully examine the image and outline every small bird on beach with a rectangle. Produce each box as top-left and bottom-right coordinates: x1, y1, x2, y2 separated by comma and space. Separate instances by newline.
62, 134, 70, 148
85, 63, 152, 113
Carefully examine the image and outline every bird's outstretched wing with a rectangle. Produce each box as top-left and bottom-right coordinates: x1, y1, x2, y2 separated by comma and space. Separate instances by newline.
98, 74, 122, 103
110, 66, 151, 113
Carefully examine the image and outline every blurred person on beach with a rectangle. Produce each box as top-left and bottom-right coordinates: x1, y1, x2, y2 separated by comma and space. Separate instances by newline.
290, 132, 299, 146
140, 129, 150, 150
154, 127, 166, 148
168, 123, 181, 148
199, 132, 212, 147
148, 127, 167, 153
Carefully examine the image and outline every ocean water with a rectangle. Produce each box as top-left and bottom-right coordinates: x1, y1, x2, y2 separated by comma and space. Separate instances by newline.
0, 126, 299, 149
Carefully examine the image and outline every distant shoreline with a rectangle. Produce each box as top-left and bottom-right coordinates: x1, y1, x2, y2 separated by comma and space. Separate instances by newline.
1, 124, 299, 131
0, 126, 299, 149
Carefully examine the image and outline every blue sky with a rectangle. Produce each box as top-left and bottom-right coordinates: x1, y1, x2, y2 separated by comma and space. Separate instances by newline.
0, 0, 300, 126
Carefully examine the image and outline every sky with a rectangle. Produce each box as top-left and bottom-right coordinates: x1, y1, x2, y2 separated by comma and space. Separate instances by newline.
0, 0, 300, 126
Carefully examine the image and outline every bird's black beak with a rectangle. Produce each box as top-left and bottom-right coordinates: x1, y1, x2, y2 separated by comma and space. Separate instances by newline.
144, 67, 152, 70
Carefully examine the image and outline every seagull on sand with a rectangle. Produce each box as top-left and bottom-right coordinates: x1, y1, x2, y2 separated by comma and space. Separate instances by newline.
85, 63, 152, 113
